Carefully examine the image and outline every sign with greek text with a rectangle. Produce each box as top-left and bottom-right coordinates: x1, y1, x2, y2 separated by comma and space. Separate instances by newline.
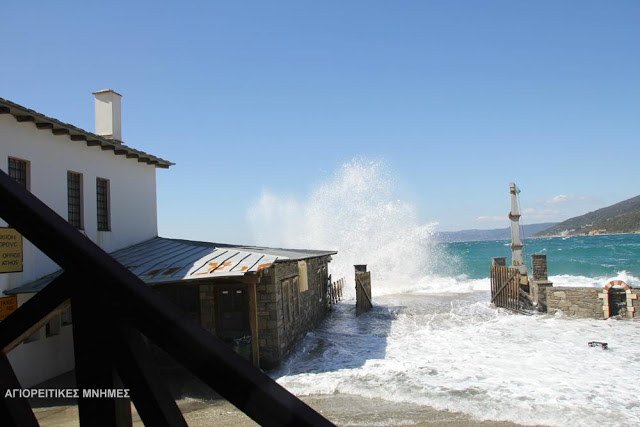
0, 228, 23, 273
0, 296, 17, 320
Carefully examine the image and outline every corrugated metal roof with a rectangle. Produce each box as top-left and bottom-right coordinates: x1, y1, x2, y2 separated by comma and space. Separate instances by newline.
0, 97, 173, 168
4, 237, 336, 295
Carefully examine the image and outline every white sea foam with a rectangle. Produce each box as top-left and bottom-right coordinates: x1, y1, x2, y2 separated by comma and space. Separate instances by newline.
248, 159, 445, 297
275, 293, 640, 426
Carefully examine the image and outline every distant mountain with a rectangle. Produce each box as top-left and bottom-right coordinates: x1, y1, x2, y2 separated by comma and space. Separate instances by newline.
435, 223, 557, 243
533, 195, 640, 237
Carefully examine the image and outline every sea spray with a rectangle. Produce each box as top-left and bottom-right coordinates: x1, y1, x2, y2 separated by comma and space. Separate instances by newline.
248, 158, 454, 296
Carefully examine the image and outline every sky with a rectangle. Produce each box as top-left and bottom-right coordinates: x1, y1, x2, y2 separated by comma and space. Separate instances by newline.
2, 1, 639, 243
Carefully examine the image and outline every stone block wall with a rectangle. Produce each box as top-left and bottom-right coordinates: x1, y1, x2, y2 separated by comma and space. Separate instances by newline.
631, 290, 640, 317
199, 283, 216, 335
544, 287, 604, 318
543, 287, 640, 319
256, 256, 330, 368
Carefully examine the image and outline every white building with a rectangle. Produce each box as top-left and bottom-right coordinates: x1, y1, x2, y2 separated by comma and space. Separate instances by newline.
0, 90, 173, 386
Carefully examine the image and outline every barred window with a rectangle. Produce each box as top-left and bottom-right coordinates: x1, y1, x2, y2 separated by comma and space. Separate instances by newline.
8, 157, 29, 189
67, 171, 83, 229
96, 178, 110, 231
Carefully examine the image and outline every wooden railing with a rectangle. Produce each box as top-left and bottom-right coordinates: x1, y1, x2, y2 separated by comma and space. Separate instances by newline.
328, 278, 344, 305
0, 169, 333, 426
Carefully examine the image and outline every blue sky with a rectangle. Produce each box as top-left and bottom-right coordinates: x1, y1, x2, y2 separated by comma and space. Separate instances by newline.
2, 1, 639, 243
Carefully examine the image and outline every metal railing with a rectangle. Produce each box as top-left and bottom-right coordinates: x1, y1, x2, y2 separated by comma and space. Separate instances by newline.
0, 169, 333, 426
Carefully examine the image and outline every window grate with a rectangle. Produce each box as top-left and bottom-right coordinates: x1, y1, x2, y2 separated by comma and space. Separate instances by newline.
8, 158, 28, 189
67, 172, 83, 229
96, 178, 110, 231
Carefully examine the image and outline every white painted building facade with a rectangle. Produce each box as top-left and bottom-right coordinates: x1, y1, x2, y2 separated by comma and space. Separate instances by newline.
0, 91, 172, 386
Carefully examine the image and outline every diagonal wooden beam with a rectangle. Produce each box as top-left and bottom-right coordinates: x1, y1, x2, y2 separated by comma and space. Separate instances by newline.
72, 290, 132, 427
0, 273, 71, 354
111, 321, 187, 427
0, 354, 39, 427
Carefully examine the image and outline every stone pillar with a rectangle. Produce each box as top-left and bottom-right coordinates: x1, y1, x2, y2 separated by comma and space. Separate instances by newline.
530, 254, 553, 311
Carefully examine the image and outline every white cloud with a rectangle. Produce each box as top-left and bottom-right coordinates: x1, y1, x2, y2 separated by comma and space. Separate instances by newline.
545, 194, 587, 205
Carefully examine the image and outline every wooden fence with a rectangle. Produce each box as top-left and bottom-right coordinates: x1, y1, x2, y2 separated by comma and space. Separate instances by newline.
328, 278, 344, 305
355, 272, 372, 316
490, 265, 522, 312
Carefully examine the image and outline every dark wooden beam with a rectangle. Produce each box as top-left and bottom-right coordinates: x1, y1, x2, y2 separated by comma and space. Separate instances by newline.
0, 107, 11, 114
157, 164, 170, 169
72, 292, 132, 427
125, 153, 139, 159
114, 149, 128, 155
137, 158, 150, 163
0, 354, 39, 427
36, 123, 54, 130
15, 116, 34, 123
112, 322, 187, 427
86, 140, 101, 146
52, 128, 69, 135
101, 144, 116, 151
71, 135, 87, 141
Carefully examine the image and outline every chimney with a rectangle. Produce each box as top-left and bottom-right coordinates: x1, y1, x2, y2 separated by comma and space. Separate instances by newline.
92, 89, 122, 141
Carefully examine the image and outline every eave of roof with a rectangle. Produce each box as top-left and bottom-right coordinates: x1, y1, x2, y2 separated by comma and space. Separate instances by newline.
0, 97, 174, 169
4, 237, 337, 295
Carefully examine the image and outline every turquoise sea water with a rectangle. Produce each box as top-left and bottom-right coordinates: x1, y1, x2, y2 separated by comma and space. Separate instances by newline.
444, 233, 640, 286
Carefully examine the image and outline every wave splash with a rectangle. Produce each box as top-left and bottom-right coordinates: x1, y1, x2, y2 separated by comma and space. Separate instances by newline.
248, 158, 452, 296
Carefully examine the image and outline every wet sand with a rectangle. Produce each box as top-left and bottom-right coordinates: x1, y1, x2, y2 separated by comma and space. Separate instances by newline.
33, 393, 525, 426
29, 368, 530, 426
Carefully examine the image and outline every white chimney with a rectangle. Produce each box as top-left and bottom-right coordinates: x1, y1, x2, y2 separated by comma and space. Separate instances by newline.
92, 89, 122, 141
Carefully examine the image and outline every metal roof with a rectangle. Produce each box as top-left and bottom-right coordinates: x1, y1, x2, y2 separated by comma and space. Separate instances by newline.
4, 237, 336, 295
0, 97, 173, 169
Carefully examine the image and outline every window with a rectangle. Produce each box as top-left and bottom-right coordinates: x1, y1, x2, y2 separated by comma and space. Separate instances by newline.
46, 315, 61, 337
61, 307, 72, 326
292, 276, 300, 318
67, 171, 83, 229
8, 157, 29, 189
282, 279, 291, 324
96, 178, 110, 231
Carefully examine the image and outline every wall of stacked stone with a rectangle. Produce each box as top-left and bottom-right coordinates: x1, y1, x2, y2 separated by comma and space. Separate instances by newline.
256, 256, 331, 368
199, 283, 216, 334
544, 287, 604, 319
256, 266, 280, 367
275, 256, 330, 363
543, 287, 640, 319
627, 289, 640, 318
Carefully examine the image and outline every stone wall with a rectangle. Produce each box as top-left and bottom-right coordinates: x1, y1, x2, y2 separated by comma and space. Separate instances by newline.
543, 287, 640, 319
544, 287, 604, 318
631, 290, 640, 317
256, 256, 330, 368
199, 283, 216, 335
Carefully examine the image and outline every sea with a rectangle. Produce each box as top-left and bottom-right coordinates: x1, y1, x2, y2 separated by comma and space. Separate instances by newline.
248, 160, 640, 426
272, 235, 640, 427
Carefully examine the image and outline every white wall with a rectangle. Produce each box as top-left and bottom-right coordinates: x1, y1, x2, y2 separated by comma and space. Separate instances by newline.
0, 113, 160, 386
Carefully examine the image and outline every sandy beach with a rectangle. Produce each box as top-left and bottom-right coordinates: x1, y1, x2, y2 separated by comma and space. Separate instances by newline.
33, 394, 525, 427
